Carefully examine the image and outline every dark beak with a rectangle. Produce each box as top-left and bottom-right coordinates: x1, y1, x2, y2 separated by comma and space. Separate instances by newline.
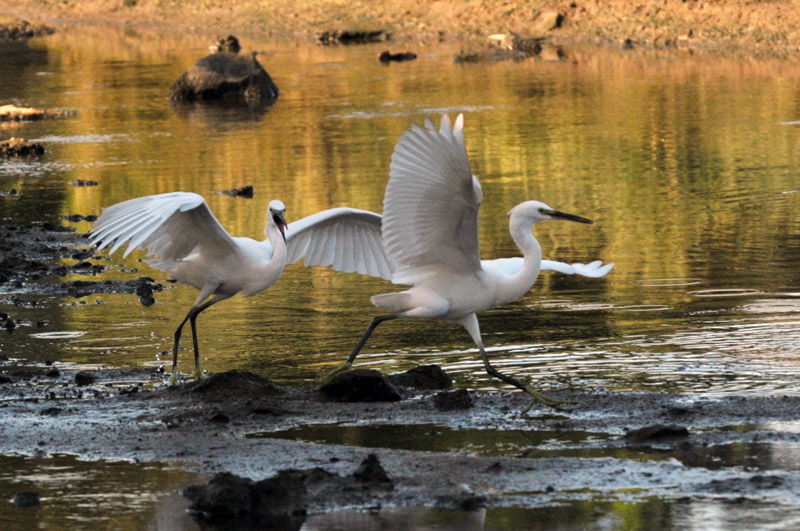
546, 209, 593, 224
273, 212, 287, 241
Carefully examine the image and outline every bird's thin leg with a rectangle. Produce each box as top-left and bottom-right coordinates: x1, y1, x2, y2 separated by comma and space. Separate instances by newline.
171, 307, 196, 385
188, 299, 219, 381
460, 314, 574, 413
318, 314, 399, 385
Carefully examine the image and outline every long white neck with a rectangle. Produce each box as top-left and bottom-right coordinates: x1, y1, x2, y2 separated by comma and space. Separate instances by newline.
495, 215, 542, 305
265, 220, 288, 271
245, 220, 287, 296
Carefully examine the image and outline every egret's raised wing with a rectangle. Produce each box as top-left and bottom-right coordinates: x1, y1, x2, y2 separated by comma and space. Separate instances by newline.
384, 114, 482, 282
483, 257, 615, 278
90, 192, 238, 264
542, 259, 614, 277
285, 208, 394, 280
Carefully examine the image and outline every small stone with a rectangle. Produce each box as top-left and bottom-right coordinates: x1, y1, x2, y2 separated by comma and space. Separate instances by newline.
433, 389, 472, 411
624, 424, 689, 444
12, 491, 40, 507
353, 454, 393, 486
214, 185, 254, 198
74, 371, 97, 386
387, 365, 453, 390
318, 369, 401, 402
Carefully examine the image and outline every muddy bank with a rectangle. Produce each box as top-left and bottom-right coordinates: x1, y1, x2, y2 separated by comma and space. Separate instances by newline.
2, 0, 800, 53
3, 366, 800, 518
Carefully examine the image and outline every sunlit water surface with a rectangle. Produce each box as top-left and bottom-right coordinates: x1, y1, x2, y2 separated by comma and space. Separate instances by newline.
3, 27, 800, 529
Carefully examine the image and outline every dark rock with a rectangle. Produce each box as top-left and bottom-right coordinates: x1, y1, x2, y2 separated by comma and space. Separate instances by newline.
434, 389, 472, 411
74, 371, 97, 386
183, 370, 281, 401
209, 412, 230, 423
706, 475, 784, 494
12, 491, 40, 507
0, 372, 13, 384
353, 454, 392, 487
40, 407, 63, 416
184, 470, 307, 528
169, 37, 279, 107
184, 472, 255, 518
209, 35, 241, 54
68, 179, 100, 187
378, 50, 417, 63
214, 185, 254, 198
0, 138, 45, 158
435, 492, 486, 511
317, 29, 389, 45
45, 368, 60, 377
0, 20, 53, 41
387, 365, 453, 390
318, 369, 402, 402
624, 424, 689, 444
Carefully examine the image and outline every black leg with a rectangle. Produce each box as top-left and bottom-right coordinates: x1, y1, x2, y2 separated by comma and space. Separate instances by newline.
478, 345, 573, 412
347, 314, 399, 363
317, 314, 399, 386
188, 299, 218, 379
172, 308, 195, 377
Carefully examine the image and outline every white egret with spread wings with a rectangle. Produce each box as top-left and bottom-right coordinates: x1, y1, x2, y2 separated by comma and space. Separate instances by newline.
91, 194, 389, 382
314, 114, 612, 410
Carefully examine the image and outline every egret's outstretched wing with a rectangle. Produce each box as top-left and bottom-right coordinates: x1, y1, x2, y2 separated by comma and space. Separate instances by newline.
90, 192, 239, 266
285, 208, 394, 280
483, 257, 615, 278
542, 259, 614, 277
384, 113, 482, 283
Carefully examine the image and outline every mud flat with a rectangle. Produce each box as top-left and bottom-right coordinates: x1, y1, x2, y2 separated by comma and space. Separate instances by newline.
2, 364, 800, 519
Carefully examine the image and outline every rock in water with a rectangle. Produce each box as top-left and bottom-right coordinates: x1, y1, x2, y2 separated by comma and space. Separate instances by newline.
169, 37, 278, 106
12, 491, 40, 507
184, 470, 307, 528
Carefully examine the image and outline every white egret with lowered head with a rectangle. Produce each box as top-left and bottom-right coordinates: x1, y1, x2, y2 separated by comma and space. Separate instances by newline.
321, 114, 612, 410
90, 193, 390, 382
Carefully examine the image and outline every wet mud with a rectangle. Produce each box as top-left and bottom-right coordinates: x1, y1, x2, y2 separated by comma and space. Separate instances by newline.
3, 364, 800, 519
0, 223, 164, 307
3, 226, 800, 519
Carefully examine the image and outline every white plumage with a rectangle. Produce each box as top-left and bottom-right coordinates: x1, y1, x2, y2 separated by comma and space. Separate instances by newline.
91, 193, 387, 381
328, 114, 613, 411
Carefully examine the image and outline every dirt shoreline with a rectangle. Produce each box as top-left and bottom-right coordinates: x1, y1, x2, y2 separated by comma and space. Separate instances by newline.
3, 0, 800, 53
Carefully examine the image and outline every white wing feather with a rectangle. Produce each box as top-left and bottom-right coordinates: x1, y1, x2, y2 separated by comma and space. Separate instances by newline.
90, 192, 239, 268
384, 113, 482, 282
285, 208, 394, 280
483, 257, 614, 278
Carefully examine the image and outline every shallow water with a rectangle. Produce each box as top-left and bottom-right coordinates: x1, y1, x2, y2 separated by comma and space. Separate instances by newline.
3, 27, 800, 529
3, 31, 800, 395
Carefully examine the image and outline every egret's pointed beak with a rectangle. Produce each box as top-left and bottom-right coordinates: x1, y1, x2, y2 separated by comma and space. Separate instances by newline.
273, 211, 288, 241
546, 209, 593, 224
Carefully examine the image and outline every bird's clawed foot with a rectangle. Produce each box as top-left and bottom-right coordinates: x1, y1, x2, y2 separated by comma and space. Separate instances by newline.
315, 361, 353, 389
521, 385, 575, 415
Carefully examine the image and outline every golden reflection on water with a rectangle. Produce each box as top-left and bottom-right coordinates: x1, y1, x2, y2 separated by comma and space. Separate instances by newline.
3, 27, 800, 390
